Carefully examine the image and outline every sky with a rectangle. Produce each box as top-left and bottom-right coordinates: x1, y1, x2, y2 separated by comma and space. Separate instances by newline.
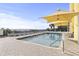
0, 3, 69, 29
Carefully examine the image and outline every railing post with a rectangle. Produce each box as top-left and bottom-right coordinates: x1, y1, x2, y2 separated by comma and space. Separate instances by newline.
62, 33, 65, 53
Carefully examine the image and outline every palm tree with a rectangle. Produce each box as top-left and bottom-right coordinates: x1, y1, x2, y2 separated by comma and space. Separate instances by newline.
49, 24, 55, 31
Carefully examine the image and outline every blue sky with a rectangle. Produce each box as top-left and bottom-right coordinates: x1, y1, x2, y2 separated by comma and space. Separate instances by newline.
0, 3, 69, 29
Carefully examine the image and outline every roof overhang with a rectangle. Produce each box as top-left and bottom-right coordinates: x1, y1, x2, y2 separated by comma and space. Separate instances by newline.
42, 12, 79, 23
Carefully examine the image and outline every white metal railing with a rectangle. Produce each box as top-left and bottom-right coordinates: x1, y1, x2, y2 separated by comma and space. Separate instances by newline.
61, 32, 71, 53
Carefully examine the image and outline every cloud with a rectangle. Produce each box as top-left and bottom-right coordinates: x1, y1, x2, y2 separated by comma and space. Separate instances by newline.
0, 13, 49, 29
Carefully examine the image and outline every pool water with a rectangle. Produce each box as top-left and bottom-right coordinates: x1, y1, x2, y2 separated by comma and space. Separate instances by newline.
22, 33, 62, 48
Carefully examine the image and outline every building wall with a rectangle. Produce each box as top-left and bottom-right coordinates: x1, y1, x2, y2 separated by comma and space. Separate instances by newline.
69, 3, 74, 33
70, 3, 79, 41
74, 3, 79, 41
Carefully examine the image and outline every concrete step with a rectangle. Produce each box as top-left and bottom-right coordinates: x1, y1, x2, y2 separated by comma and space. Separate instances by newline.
64, 49, 79, 56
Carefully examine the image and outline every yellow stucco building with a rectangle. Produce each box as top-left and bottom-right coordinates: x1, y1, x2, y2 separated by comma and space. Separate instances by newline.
70, 3, 79, 41
43, 3, 79, 42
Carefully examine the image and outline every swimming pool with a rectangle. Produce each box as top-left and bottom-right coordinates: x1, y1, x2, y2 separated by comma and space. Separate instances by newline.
22, 33, 62, 48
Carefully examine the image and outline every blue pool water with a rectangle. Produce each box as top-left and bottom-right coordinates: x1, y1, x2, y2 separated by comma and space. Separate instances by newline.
22, 33, 62, 48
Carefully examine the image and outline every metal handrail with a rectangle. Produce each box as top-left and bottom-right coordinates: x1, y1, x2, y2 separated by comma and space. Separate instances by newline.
49, 33, 65, 53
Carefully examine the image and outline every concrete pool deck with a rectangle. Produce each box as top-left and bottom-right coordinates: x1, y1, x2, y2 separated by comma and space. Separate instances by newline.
0, 37, 68, 56
0, 32, 79, 56
64, 38, 79, 56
